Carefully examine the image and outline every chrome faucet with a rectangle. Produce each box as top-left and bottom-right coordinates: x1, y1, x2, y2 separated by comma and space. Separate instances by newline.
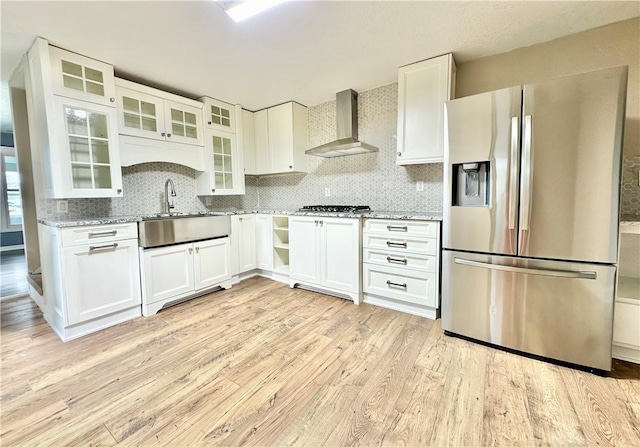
164, 179, 176, 214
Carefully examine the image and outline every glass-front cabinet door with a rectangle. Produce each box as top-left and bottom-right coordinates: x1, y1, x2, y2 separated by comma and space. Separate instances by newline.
116, 87, 165, 141
164, 100, 204, 146
202, 97, 236, 133
49, 46, 116, 107
196, 129, 244, 196
54, 96, 122, 198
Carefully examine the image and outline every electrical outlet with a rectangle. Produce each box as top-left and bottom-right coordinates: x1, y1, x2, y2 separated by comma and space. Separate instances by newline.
57, 200, 68, 213
416, 181, 424, 191
324, 187, 331, 197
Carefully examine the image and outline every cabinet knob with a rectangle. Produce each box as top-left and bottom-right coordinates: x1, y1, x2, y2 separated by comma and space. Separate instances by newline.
211, 189, 215, 193
116, 188, 122, 194
289, 165, 293, 169
397, 152, 402, 157
161, 132, 165, 137
196, 247, 200, 253
189, 248, 193, 254
110, 97, 115, 103
208, 121, 212, 125
167, 134, 172, 138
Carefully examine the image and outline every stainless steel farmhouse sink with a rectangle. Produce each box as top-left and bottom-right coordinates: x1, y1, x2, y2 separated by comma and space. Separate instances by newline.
138, 214, 231, 248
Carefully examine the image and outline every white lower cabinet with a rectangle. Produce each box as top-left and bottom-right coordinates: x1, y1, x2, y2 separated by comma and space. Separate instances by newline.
289, 216, 361, 303
140, 237, 231, 316
230, 214, 257, 276
255, 214, 273, 271
39, 222, 142, 341
362, 219, 441, 319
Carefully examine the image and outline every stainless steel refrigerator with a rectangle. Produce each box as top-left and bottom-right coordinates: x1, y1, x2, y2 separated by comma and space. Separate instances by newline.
442, 66, 627, 371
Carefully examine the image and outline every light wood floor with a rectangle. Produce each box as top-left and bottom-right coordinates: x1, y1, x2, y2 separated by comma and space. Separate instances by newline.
1, 277, 639, 446
0, 249, 28, 298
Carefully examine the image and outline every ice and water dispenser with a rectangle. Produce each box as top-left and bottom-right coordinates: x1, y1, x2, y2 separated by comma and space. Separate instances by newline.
452, 161, 490, 207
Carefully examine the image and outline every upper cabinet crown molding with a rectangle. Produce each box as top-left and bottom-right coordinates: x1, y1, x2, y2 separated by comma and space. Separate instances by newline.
396, 53, 456, 165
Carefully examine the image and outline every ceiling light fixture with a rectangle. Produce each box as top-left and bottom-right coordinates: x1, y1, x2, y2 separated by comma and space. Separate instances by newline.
218, 0, 286, 23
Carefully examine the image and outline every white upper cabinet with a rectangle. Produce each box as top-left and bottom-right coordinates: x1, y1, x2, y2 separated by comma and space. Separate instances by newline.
241, 109, 257, 175
116, 79, 204, 147
195, 129, 245, 195
396, 53, 456, 165
200, 97, 236, 133
49, 45, 116, 107
253, 102, 308, 175
115, 79, 205, 170
25, 39, 122, 198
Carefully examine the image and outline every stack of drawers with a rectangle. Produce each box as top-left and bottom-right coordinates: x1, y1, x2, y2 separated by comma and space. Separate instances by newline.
362, 219, 440, 313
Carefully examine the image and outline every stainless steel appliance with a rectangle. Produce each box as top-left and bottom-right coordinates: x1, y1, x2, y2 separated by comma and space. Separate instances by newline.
442, 66, 628, 371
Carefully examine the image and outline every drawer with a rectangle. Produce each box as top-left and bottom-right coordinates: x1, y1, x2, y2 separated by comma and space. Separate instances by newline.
61, 223, 138, 247
363, 234, 437, 255
363, 263, 437, 308
363, 248, 437, 273
613, 301, 640, 348
364, 219, 438, 238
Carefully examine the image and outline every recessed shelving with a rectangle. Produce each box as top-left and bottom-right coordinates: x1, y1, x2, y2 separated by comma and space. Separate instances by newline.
272, 216, 290, 273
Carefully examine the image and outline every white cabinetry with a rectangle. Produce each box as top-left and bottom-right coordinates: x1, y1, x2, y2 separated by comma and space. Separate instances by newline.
200, 97, 236, 133
613, 222, 640, 364
252, 102, 308, 175
230, 214, 257, 276
115, 78, 205, 170
241, 109, 257, 175
396, 54, 456, 165
290, 216, 361, 303
255, 214, 274, 271
195, 129, 245, 195
39, 222, 141, 341
363, 219, 441, 319
140, 237, 231, 316
26, 38, 123, 198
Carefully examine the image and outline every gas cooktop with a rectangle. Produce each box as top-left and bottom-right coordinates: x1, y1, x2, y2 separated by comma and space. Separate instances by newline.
298, 205, 371, 213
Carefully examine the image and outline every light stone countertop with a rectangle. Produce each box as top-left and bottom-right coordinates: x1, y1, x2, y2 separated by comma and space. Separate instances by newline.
38, 209, 443, 228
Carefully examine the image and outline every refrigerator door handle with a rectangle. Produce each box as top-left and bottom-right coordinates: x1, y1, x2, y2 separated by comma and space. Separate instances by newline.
508, 116, 519, 230
453, 257, 597, 280
520, 115, 533, 232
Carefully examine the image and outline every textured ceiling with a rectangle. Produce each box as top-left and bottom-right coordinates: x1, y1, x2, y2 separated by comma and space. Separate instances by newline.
1, 1, 639, 133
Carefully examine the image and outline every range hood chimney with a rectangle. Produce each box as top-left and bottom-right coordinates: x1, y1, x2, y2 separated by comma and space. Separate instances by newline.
305, 89, 379, 158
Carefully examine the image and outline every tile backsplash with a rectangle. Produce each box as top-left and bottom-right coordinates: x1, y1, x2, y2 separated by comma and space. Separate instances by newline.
38, 82, 638, 220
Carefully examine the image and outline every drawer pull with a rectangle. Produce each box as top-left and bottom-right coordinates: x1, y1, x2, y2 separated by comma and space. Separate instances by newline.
386, 241, 407, 248
387, 225, 408, 232
88, 230, 117, 238
386, 280, 407, 289
89, 243, 118, 252
386, 256, 407, 265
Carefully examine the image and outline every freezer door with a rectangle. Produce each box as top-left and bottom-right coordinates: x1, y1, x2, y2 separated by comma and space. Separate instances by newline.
442, 250, 616, 371
519, 66, 627, 263
443, 86, 522, 255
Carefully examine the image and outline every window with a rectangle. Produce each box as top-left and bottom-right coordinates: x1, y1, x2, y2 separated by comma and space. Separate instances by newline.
1, 147, 22, 231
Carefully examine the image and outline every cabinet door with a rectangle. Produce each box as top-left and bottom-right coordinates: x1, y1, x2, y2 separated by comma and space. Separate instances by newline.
321, 218, 360, 293
241, 109, 257, 175
255, 214, 273, 270
204, 98, 236, 133
63, 239, 141, 325
194, 238, 230, 290
268, 103, 294, 173
289, 216, 320, 284
54, 96, 123, 198
164, 100, 204, 146
230, 216, 241, 276
238, 215, 257, 272
116, 87, 165, 140
210, 131, 240, 194
397, 54, 454, 164
254, 110, 270, 175
49, 46, 116, 107
141, 243, 194, 305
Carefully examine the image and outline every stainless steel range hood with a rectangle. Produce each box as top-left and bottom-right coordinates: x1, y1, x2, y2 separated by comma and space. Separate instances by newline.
306, 89, 379, 158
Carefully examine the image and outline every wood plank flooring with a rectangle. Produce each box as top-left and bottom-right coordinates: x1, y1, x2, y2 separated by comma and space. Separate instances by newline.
1, 276, 639, 446
0, 249, 28, 298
